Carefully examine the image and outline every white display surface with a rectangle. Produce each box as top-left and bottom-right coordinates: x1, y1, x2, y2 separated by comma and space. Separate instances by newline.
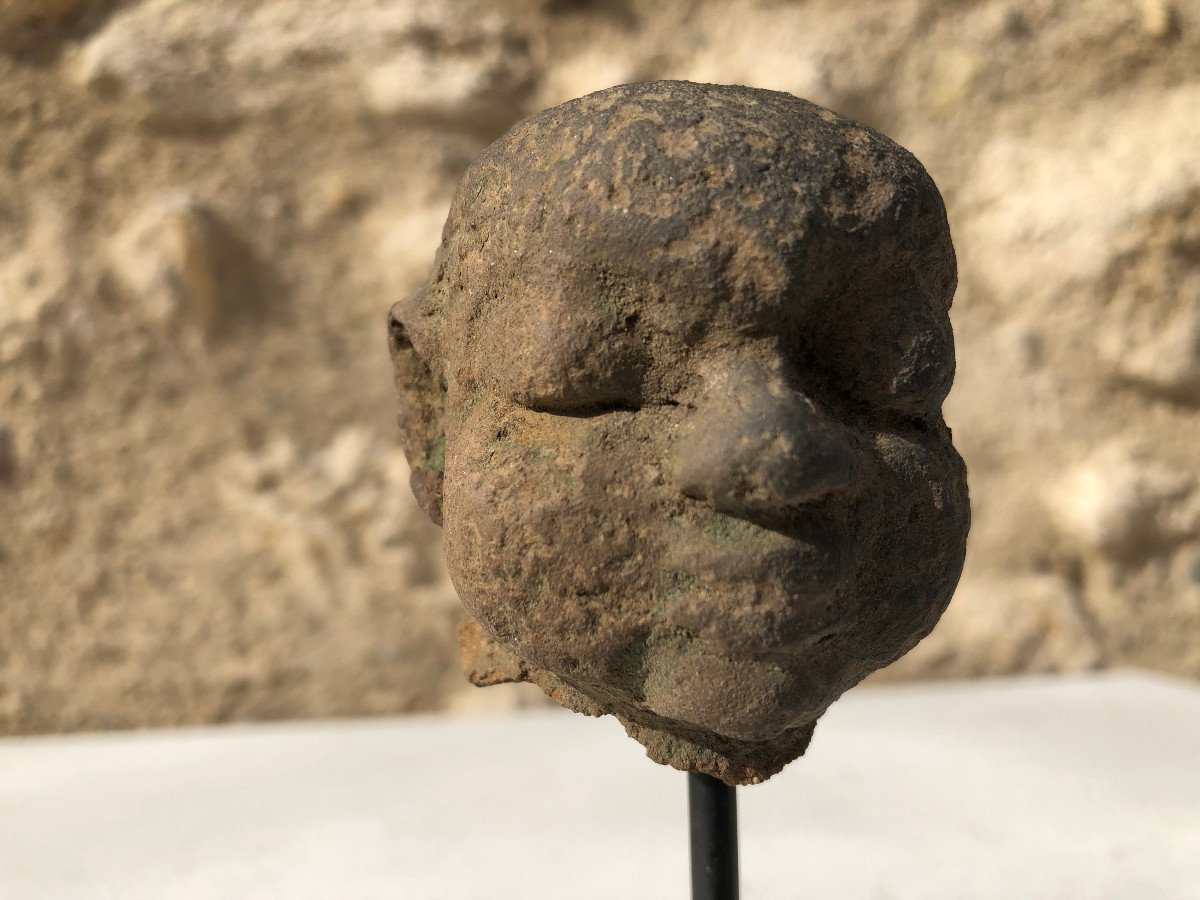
1, 672, 1197, 899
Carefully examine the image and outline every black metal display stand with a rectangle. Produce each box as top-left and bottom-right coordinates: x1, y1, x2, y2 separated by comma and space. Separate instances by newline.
688, 773, 739, 900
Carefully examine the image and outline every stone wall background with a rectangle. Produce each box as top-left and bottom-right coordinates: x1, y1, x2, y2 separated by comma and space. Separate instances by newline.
1, 0, 1197, 734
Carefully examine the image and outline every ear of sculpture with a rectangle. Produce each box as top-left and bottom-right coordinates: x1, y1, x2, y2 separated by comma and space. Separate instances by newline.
388, 289, 445, 526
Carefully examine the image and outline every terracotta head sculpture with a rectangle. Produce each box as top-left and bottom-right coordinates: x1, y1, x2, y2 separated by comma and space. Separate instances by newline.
389, 81, 969, 784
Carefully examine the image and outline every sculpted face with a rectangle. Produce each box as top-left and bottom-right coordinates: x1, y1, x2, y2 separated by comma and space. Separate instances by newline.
389, 81, 969, 784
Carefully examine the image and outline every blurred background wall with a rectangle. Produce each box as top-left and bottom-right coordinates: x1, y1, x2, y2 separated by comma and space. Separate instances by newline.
1, 0, 1197, 734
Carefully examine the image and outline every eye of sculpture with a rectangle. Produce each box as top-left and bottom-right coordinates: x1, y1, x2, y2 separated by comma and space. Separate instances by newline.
389, 80, 970, 785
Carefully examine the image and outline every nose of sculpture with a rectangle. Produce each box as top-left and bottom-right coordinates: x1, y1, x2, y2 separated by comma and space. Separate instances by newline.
673, 359, 860, 518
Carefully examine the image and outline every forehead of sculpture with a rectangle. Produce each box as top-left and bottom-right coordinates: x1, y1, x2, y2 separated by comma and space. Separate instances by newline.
438, 81, 952, 330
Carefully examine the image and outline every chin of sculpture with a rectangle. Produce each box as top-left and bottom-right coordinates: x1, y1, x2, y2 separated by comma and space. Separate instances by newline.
389, 80, 970, 785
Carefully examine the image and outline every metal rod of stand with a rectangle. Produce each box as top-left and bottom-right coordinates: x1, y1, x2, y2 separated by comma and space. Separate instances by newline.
688, 772, 739, 900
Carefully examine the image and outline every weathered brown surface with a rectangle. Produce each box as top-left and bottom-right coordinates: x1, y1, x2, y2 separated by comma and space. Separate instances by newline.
390, 81, 969, 783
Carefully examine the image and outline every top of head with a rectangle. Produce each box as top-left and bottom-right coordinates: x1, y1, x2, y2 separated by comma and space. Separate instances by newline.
403, 80, 955, 391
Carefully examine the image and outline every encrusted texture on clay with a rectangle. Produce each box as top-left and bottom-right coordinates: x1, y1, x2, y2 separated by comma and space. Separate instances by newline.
389, 80, 969, 784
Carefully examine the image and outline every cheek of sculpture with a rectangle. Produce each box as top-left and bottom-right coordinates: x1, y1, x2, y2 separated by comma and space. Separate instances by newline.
441, 403, 652, 681
851, 428, 970, 657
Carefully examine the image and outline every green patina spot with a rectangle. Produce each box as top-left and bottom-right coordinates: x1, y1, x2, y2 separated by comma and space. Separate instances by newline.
649, 570, 700, 618
704, 514, 756, 546
420, 434, 446, 473
663, 569, 700, 603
